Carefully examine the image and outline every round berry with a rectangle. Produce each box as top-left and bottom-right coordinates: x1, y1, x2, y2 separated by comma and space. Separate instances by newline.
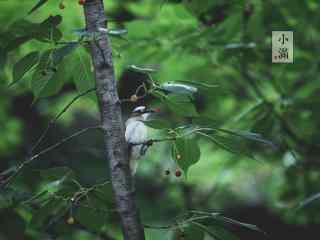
175, 169, 182, 177
154, 107, 161, 113
176, 154, 181, 160
59, 2, 65, 9
67, 216, 75, 225
78, 0, 86, 5
165, 170, 170, 175
130, 94, 139, 102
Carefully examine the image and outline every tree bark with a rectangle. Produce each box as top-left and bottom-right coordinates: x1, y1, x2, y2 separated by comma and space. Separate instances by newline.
82, 1, 145, 239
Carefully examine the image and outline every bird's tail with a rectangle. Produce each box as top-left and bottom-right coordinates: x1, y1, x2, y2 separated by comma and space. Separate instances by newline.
130, 159, 139, 176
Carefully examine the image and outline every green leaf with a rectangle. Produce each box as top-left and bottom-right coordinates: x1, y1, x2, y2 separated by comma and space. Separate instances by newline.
74, 206, 107, 232
166, 94, 199, 117
11, 51, 39, 86
143, 113, 172, 129
195, 212, 263, 238
207, 225, 240, 240
52, 42, 78, 65
129, 64, 159, 73
217, 128, 275, 148
30, 50, 54, 100
176, 80, 218, 89
143, 119, 172, 129
0, 190, 13, 209
107, 28, 128, 36
172, 137, 201, 175
5, 36, 32, 52
38, 58, 68, 97
0, 47, 7, 71
72, 50, 97, 101
198, 131, 254, 158
30, 198, 67, 228
41, 15, 62, 27
0, 209, 26, 239
28, 168, 76, 206
9, 19, 38, 36
29, 48, 68, 99
89, 182, 115, 208
4, 16, 62, 52
30, 69, 55, 100
171, 224, 205, 240
160, 82, 198, 94
151, 90, 168, 100
39, 167, 75, 182
232, 100, 264, 123
29, 0, 49, 14
4, 20, 36, 50
214, 216, 264, 234
35, 15, 63, 42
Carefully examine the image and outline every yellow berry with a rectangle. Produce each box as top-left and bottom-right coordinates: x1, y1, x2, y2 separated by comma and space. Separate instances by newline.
130, 94, 139, 102
67, 217, 75, 225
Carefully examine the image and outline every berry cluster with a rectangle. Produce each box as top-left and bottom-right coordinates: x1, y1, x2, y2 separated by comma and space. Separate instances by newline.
165, 169, 182, 178
58, 0, 86, 10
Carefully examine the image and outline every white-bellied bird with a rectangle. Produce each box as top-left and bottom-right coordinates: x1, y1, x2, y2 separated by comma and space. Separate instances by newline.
125, 106, 159, 175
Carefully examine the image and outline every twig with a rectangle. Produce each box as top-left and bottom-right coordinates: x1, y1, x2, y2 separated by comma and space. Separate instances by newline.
70, 180, 110, 204
130, 126, 217, 147
143, 215, 214, 230
130, 137, 176, 147
31, 87, 96, 154
1, 126, 101, 188
143, 224, 172, 230
119, 82, 150, 104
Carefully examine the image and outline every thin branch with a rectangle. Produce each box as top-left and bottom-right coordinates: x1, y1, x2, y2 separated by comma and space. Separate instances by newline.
119, 82, 150, 104
31, 87, 96, 154
143, 224, 172, 230
70, 180, 110, 204
143, 215, 214, 231
1, 126, 101, 188
130, 137, 176, 147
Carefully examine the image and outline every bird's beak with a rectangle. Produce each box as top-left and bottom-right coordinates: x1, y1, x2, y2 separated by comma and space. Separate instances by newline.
147, 107, 161, 114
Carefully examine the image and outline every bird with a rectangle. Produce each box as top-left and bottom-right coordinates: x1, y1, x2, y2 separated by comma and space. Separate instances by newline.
125, 106, 158, 175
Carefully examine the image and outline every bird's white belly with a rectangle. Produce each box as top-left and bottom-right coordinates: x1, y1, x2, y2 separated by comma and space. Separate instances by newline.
125, 120, 148, 146
125, 119, 148, 174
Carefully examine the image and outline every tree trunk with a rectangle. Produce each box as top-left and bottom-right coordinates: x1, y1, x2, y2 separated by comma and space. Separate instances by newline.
82, 1, 145, 239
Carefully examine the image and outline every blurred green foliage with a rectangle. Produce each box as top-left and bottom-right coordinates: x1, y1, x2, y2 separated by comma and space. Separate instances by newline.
0, 0, 319, 239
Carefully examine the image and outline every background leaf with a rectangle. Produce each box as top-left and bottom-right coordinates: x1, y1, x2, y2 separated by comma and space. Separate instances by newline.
171, 224, 205, 240
165, 94, 199, 117
29, 0, 49, 14
172, 137, 201, 175
11, 51, 39, 86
